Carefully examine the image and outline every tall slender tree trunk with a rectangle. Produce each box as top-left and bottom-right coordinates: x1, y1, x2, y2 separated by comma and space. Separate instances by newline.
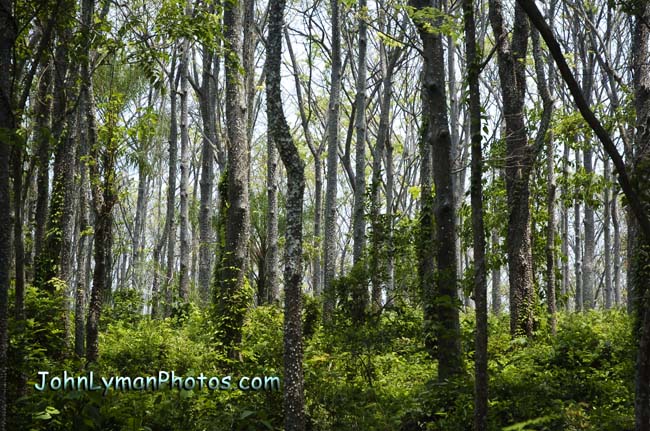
264, 130, 279, 304
0, 3, 16, 428
370, 41, 398, 311
85, 57, 118, 365
574, 147, 583, 311
352, 0, 367, 266
532, 25, 556, 334
612, 190, 621, 306
491, 228, 501, 314
34, 62, 52, 268
217, 0, 251, 357
351, 0, 368, 321
131, 159, 148, 293
178, 35, 191, 303
561, 140, 570, 308
285, 27, 322, 296
604, 157, 612, 309
197, 45, 218, 304
578, 9, 596, 311
165, 64, 178, 314
266, 1, 306, 428
465, 0, 487, 427
489, 0, 534, 337
74, 164, 89, 358
12, 128, 24, 322
411, 0, 463, 379
322, 0, 342, 323
631, 5, 650, 429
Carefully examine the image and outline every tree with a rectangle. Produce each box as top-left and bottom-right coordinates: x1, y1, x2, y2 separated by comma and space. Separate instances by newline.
350, 0, 368, 321
265, 0, 306, 428
215, 0, 251, 357
178, 6, 191, 303
488, 0, 534, 337
464, 0, 488, 428
323, 0, 342, 323
410, 0, 463, 380
0, 1, 16, 426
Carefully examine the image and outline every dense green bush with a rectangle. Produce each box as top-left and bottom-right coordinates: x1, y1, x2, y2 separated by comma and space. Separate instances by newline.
9, 286, 635, 430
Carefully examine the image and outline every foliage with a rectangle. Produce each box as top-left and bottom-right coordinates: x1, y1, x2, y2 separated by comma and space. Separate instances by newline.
10, 294, 635, 430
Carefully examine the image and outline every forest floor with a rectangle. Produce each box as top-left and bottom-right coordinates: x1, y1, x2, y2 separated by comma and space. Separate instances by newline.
8, 288, 635, 431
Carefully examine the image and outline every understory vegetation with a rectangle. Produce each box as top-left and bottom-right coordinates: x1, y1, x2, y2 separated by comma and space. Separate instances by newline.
8, 289, 635, 431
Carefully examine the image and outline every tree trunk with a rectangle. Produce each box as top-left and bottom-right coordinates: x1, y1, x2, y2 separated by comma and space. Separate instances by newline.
264, 130, 279, 304
489, 0, 534, 337
12, 128, 24, 322
33, 62, 52, 270
197, 46, 218, 304
411, 0, 463, 379
322, 0, 342, 323
178, 34, 191, 303
370, 41, 398, 312
350, 0, 368, 321
265, 0, 306, 427
0, 3, 15, 429
612, 188, 621, 306
491, 228, 501, 314
285, 27, 322, 296
574, 147, 583, 312
532, 25, 556, 334
561, 140, 570, 308
85, 84, 118, 363
216, 0, 251, 357
165, 58, 179, 315
465, 0, 488, 427
604, 157, 612, 309
632, 4, 650, 429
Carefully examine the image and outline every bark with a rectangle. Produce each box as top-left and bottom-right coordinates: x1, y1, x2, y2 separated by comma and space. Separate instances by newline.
285, 27, 322, 296
322, 0, 342, 323
465, 0, 488, 427
411, 0, 463, 379
604, 157, 612, 309
0, 2, 15, 428
12, 125, 24, 322
561, 140, 570, 307
217, 0, 251, 357
574, 148, 583, 312
34, 62, 52, 267
82, 0, 117, 363
532, 26, 556, 334
131, 157, 147, 293
197, 46, 218, 304
385, 126, 395, 301
352, 0, 367, 266
165, 55, 179, 315
35, 4, 77, 351
179, 33, 191, 303
491, 228, 501, 314
489, 0, 534, 337
265, 0, 306, 428
612, 190, 621, 306
632, 5, 650, 429
578, 8, 596, 311
264, 129, 279, 304
74, 161, 89, 358
370, 41, 398, 312
351, 0, 368, 321
243, 0, 255, 146
74, 4, 92, 350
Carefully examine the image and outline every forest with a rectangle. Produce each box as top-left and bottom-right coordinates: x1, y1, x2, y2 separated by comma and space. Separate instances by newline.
1, 0, 650, 429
